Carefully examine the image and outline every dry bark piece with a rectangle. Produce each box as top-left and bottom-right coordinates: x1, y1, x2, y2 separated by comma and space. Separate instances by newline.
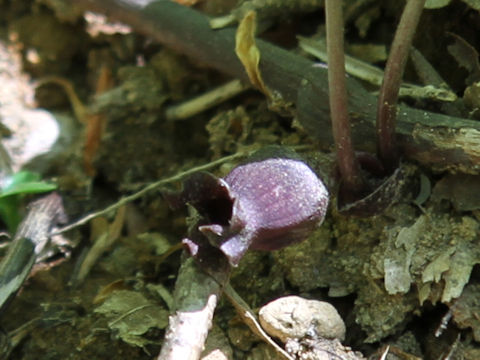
0, 192, 67, 314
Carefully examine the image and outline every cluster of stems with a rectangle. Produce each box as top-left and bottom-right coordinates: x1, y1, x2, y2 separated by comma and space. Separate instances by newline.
325, 0, 426, 193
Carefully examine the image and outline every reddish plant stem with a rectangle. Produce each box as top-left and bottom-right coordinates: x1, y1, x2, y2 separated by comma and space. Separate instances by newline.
325, 0, 364, 194
377, 0, 426, 171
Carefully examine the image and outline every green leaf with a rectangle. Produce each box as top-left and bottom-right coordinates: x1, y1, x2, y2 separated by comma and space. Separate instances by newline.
0, 171, 56, 198
0, 182, 57, 198
0, 171, 57, 232
0, 196, 21, 233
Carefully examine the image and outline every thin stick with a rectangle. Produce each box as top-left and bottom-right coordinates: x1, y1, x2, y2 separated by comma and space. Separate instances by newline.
325, 0, 364, 194
376, 0, 426, 170
165, 79, 250, 121
223, 284, 294, 360
54, 152, 247, 235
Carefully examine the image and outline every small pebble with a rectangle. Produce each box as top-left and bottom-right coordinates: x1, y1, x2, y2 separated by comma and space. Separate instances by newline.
259, 295, 346, 342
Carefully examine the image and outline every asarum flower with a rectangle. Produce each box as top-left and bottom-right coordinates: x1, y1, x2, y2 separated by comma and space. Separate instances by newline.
168, 157, 329, 267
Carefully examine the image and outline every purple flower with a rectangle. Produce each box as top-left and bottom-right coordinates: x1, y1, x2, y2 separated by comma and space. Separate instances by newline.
170, 158, 329, 266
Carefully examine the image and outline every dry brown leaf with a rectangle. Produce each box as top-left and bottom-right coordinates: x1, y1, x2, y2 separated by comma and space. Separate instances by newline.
447, 32, 480, 85
235, 11, 292, 114
235, 11, 271, 98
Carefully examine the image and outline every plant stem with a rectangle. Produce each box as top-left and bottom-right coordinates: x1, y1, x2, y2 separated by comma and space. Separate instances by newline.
325, 0, 364, 194
54, 151, 248, 235
377, 0, 426, 171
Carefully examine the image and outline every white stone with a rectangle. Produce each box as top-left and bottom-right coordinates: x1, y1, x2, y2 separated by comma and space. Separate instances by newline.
259, 295, 346, 343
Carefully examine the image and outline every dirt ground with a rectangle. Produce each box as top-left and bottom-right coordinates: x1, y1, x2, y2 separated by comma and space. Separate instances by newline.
1, 0, 480, 359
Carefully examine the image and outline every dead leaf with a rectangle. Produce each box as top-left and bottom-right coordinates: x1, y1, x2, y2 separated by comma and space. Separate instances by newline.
235, 11, 291, 114
235, 11, 270, 97
95, 290, 168, 348
447, 32, 480, 85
